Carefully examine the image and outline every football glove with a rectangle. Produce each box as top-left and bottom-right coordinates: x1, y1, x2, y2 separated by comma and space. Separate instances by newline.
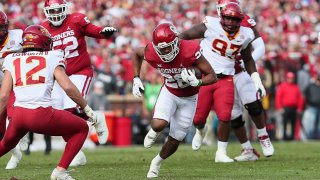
100, 27, 117, 38
181, 68, 201, 87
251, 72, 266, 99
132, 77, 144, 98
83, 105, 97, 124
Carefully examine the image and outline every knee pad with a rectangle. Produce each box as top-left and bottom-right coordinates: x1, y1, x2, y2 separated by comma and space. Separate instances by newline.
231, 115, 244, 129
245, 100, 263, 116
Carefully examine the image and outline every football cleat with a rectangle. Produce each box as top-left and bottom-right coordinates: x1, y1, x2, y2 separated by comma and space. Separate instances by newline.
144, 129, 161, 148
215, 150, 234, 163
192, 127, 207, 151
147, 161, 161, 178
5, 148, 22, 170
234, 148, 260, 162
69, 150, 87, 167
19, 134, 29, 151
50, 168, 75, 180
258, 135, 274, 157
94, 112, 109, 144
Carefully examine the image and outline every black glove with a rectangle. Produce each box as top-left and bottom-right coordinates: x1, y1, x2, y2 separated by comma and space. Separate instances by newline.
100, 27, 117, 38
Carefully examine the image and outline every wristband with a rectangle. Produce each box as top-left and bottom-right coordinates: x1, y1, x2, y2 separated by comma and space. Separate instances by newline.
197, 79, 202, 86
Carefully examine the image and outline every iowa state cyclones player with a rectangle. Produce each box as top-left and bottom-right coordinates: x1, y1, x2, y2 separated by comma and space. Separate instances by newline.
41, 0, 114, 166
0, 25, 101, 180
189, 0, 274, 161
0, 10, 29, 170
218, 0, 274, 160
179, 3, 262, 163
132, 23, 217, 178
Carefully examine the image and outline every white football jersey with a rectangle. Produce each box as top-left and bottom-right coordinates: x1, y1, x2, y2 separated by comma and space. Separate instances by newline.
200, 16, 255, 75
0, 29, 23, 58
3, 50, 66, 109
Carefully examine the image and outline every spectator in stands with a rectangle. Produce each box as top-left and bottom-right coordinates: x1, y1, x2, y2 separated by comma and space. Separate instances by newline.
275, 72, 304, 140
303, 73, 320, 139
87, 81, 110, 111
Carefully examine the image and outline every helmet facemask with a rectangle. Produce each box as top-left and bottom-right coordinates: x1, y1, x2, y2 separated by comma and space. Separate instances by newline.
153, 37, 179, 63
43, 3, 67, 26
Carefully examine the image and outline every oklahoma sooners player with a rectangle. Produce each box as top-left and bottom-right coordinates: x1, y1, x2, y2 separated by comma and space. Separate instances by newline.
180, 3, 262, 163
0, 24, 101, 179
189, 0, 274, 161
0, 10, 29, 170
132, 23, 217, 178
41, 0, 115, 166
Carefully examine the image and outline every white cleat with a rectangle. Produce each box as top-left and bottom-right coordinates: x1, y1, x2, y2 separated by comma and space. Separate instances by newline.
69, 150, 87, 167
19, 134, 29, 151
215, 150, 234, 163
144, 129, 160, 148
147, 161, 161, 178
192, 127, 207, 151
258, 135, 274, 157
5, 148, 22, 170
50, 168, 75, 180
234, 148, 260, 162
94, 112, 109, 144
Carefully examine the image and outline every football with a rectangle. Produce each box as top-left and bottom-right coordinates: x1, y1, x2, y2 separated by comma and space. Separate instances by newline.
186, 66, 202, 79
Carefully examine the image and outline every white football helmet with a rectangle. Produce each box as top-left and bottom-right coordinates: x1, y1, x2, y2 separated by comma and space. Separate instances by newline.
43, 0, 68, 26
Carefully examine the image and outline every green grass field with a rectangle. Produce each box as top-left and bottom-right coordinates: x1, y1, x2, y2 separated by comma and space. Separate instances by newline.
0, 141, 320, 180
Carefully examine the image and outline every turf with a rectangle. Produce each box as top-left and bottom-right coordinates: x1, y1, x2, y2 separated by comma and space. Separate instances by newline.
0, 141, 319, 180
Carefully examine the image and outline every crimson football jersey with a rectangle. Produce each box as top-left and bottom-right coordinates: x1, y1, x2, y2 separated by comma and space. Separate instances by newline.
41, 12, 105, 77
144, 40, 202, 97
241, 14, 256, 28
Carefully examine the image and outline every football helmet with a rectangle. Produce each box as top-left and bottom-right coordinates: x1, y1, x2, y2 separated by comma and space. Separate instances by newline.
217, 0, 240, 17
152, 23, 179, 63
0, 10, 8, 43
43, 0, 67, 26
22, 25, 53, 51
220, 3, 244, 34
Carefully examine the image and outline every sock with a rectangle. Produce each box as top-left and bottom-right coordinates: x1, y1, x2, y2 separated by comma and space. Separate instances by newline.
198, 126, 207, 136
152, 154, 164, 166
217, 141, 228, 153
257, 127, 268, 137
241, 141, 253, 149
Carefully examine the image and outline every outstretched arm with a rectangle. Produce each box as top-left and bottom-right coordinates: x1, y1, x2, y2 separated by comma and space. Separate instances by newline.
179, 23, 207, 40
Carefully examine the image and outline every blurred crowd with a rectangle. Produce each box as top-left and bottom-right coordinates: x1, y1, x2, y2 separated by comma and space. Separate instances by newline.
1, 0, 320, 142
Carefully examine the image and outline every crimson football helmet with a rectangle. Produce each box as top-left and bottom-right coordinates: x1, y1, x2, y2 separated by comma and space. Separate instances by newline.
216, 0, 240, 17
0, 10, 8, 43
152, 23, 179, 63
43, 0, 67, 26
220, 3, 244, 34
22, 25, 53, 51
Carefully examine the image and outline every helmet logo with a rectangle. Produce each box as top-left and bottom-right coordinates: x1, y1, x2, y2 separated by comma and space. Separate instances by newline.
169, 25, 178, 35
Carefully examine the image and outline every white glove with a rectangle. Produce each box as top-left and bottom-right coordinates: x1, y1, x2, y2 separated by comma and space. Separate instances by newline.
181, 68, 201, 87
132, 77, 145, 98
84, 105, 98, 124
100, 27, 117, 37
251, 72, 266, 99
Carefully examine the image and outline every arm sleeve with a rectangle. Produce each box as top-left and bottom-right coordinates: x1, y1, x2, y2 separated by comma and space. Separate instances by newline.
74, 12, 105, 38
251, 37, 266, 62
84, 23, 105, 39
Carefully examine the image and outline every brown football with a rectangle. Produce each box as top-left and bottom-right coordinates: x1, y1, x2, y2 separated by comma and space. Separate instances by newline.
186, 66, 202, 79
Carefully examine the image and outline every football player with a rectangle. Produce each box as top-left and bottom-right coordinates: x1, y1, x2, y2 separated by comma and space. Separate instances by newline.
0, 24, 102, 180
0, 10, 29, 170
186, 0, 274, 161
132, 23, 217, 178
41, 0, 115, 166
179, 2, 264, 162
